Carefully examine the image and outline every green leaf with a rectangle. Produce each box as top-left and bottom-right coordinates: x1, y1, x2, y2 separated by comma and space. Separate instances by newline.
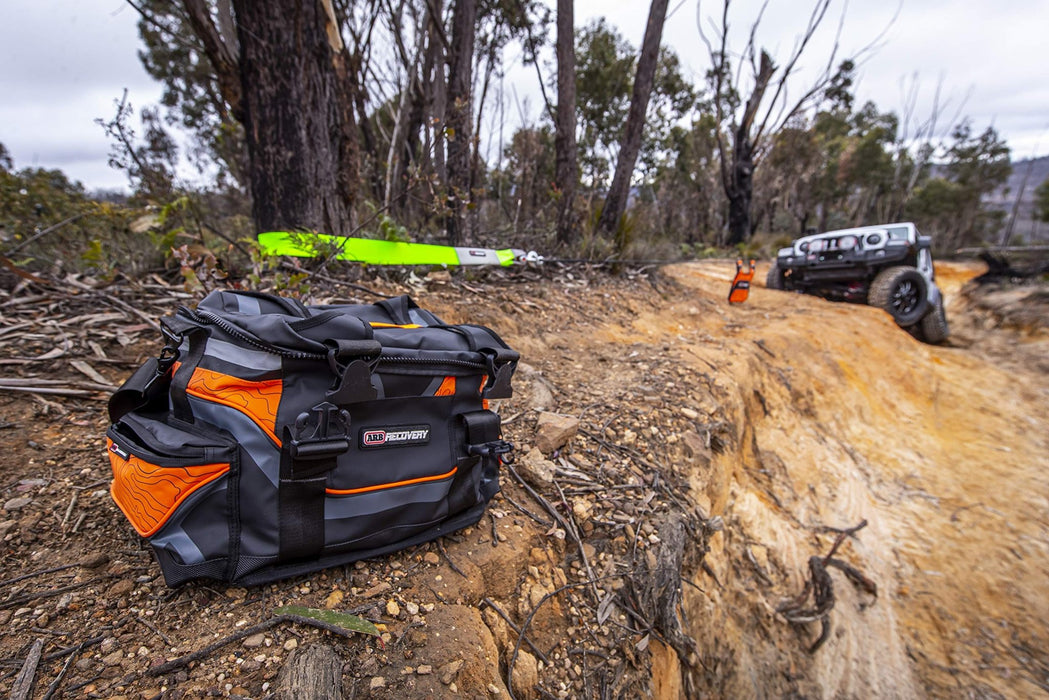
274, 606, 380, 637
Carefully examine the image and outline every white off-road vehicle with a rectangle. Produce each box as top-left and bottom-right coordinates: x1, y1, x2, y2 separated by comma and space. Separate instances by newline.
767, 222, 948, 343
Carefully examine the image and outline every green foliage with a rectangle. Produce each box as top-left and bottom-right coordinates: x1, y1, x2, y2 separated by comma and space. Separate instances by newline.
906, 121, 1011, 250
135, 0, 246, 190
574, 19, 696, 187
0, 160, 149, 277
273, 606, 380, 637
1035, 176, 1049, 224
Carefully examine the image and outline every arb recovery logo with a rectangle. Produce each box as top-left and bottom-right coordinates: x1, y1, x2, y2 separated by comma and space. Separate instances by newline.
359, 424, 431, 449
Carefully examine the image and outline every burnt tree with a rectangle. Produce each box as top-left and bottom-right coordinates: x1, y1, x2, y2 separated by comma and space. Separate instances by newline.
182, 0, 360, 235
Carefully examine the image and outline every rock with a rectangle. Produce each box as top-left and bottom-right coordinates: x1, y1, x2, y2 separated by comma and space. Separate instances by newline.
386, 599, 401, 617
518, 447, 555, 487
405, 601, 420, 616
324, 589, 345, 609
510, 650, 539, 699
243, 634, 266, 648
362, 582, 391, 598
417, 664, 433, 675
534, 412, 580, 454
369, 677, 386, 690
78, 553, 109, 569
681, 432, 710, 468
423, 551, 441, 565
109, 579, 134, 597
439, 658, 465, 685
283, 638, 298, 651
102, 650, 125, 667
3, 497, 31, 511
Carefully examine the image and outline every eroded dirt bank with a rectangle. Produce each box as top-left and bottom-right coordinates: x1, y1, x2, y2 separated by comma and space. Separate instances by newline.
1, 260, 1046, 698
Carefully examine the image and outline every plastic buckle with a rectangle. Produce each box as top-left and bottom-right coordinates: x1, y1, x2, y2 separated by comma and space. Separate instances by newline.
288, 402, 352, 461
326, 345, 380, 404
468, 439, 515, 464
481, 349, 517, 399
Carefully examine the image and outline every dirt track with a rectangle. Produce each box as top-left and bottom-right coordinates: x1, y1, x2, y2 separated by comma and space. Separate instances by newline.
1, 260, 1047, 698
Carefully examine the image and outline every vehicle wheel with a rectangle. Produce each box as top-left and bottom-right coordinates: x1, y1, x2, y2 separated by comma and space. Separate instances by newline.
868, 266, 929, 327
920, 298, 949, 344
766, 261, 785, 290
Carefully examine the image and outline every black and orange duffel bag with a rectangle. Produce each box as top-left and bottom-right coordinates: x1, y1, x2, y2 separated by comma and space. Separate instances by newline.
106, 290, 518, 586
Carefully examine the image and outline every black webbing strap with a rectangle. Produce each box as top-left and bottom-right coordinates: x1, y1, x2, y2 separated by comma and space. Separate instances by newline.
461, 410, 512, 501
108, 344, 179, 423
278, 403, 351, 563
462, 410, 502, 447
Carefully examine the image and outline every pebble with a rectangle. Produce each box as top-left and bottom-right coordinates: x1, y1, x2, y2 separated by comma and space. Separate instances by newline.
363, 582, 391, 598
283, 638, 298, 651
243, 634, 266, 648
417, 664, 433, 675
369, 677, 386, 690
3, 497, 32, 511
386, 599, 401, 617
423, 552, 441, 565
102, 650, 125, 667
324, 590, 344, 609
405, 601, 420, 616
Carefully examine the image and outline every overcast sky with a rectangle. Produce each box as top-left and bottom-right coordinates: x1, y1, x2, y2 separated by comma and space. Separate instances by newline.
1, 0, 1047, 192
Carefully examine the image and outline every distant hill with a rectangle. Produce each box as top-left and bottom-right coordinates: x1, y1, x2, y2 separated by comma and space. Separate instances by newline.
985, 155, 1049, 244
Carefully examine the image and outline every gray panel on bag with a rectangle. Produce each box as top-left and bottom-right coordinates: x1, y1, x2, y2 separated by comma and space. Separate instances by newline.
324, 479, 451, 520
188, 396, 280, 487
235, 295, 262, 315
204, 337, 282, 372
152, 527, 205, 565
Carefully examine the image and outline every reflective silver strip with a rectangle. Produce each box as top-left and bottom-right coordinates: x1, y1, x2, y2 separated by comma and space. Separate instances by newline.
188, 396, 280, 487
325, 478, 452, 520
453, 247, 503, 266
235, 295, 262, 315
151, 526, 205, 565
204, 337, 282, 372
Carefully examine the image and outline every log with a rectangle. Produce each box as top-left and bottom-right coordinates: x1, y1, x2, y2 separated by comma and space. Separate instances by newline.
276, 643, 343, 700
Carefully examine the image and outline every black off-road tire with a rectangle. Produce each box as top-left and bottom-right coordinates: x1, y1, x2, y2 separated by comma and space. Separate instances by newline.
868, 266, 929, 327
919, 298, 949, 344
766, 261, 786, 290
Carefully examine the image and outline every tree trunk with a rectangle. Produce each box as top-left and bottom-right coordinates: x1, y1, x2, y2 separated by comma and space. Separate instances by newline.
554, 0, 579, 246
276, 644, 342, 700
723, 52, 774, 246
725, 127, 754, 246
444, 0, 477, 246
230, 0, 358, 236
596, 0, 669, 242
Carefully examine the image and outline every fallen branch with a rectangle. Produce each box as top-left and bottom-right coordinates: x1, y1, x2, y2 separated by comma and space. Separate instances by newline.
778, 520, 876, 653
10, 639, 44, 700
147, 613, 374, 677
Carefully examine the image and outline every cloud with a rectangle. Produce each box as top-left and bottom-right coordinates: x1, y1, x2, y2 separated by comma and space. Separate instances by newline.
0, 1, 159, 189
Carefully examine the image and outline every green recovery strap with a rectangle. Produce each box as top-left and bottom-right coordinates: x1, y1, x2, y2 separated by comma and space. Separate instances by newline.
258, 231, 528, 267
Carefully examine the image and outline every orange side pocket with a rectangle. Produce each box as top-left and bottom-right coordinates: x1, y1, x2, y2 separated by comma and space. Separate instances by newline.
108, 439, 229, 537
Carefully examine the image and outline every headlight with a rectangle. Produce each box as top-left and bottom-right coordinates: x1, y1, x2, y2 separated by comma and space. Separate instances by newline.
839, 235, 858, 250
865, 233, 883, 246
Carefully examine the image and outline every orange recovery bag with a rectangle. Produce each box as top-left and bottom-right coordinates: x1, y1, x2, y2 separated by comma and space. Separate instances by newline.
106, 291, 518, 586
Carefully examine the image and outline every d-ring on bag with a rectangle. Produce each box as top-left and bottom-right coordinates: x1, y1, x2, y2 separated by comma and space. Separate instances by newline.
105, 291, 518, 586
